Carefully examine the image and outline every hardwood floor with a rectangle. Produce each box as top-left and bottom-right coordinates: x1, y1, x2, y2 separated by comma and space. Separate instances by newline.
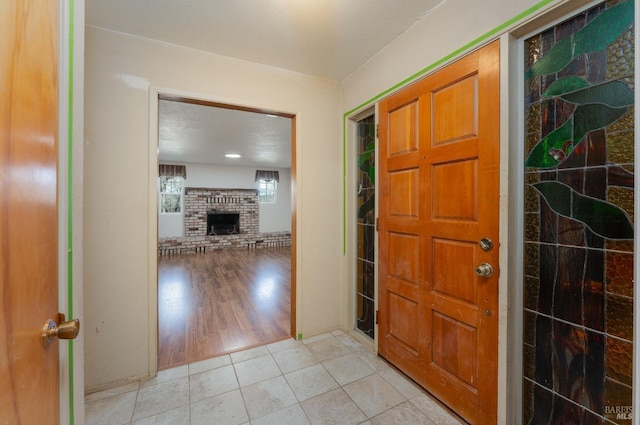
158, 246, 291, 370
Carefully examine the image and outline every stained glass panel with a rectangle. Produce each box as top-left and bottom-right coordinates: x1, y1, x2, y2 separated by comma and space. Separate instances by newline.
522, 1, 634, 423
356, 114, 376, 339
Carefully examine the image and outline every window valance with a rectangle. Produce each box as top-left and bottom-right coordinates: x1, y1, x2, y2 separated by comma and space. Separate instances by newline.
159, 164, 186, 179
255, 170, 279, 182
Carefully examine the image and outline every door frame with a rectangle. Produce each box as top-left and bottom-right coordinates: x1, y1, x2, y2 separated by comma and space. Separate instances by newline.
58, 0, 84, 423
147, 87, 299, 376
344, 105, 379, 350
343, 35, 516, 424
343, 36, 516, 424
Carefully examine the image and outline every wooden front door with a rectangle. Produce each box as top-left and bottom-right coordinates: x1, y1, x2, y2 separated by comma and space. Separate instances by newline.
0, 1, 61, 423
378, 41, 500, 424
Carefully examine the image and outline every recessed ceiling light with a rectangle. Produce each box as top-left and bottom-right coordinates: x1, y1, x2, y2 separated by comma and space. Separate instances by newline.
225, 153, 241, 158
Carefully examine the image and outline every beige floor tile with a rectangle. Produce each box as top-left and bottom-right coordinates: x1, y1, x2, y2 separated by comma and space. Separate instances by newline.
250, 403, 312, 425
335, 333, 364, 349
410, 394, 465, 424
306, 336, 352, 362
188, 354, 231, 375
343, 374, 406, 417
266, 337, 300, 353
301, 333, 334, 345
189, 364, 239, 402
132, 377, 189, 421
84, 382, 139, 403
84, 332, 461, 425
369, 401, 435, 425
190, 389, 248, 425
130, 405, 189, 425
322, 353, 375, 386
285, 364, 339, 401
273, 345, 318, 374
230, 345, 270, 363
240, 375, 298, 419
378, 367, 422, 399
140, 365, 189, 389
233, 354, 281, 387
85, 390, 137, 425
301, 388, 367, 425
351, 346, 390, 372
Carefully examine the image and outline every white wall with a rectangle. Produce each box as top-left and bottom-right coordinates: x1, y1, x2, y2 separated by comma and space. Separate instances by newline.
158, 163, 291, 237
84, 27, 342, 389
341, 0, 562, 111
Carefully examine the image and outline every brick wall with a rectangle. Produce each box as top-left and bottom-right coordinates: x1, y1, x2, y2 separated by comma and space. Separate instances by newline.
158, 231, 291, 255
184, 188, 259, 236
159, 187, 291, 255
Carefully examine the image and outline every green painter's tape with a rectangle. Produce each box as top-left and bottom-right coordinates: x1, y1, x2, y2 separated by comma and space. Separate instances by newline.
341, 0, 557, 254
68, 0, 75, 423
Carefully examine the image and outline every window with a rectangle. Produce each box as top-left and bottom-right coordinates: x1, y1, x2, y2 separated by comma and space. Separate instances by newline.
257, 179, 277, 203
255, 169, 279, 204
159, 176, 183, 213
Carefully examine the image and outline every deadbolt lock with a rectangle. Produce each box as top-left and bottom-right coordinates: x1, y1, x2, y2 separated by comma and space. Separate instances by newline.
479, 238, 493, 251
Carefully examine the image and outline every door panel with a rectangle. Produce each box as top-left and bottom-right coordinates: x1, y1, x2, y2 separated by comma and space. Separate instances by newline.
379, 41, 500, 424
432, 75, 478, 144
432, 239, 477, 303
388, 232, 419, 281
431, 311, 477, 386
432, 159, 478, 219
388, 102, 419, 155
388, 169, 419, 218
0, 1, 60, 423
388, 292, 419, 353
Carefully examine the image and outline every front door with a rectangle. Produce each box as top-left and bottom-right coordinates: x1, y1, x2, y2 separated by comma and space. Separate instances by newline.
378, 41, 500, 424
0, 1, 62, 423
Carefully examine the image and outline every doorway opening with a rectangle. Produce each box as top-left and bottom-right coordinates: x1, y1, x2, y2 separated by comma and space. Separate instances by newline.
156, 95, 296, 370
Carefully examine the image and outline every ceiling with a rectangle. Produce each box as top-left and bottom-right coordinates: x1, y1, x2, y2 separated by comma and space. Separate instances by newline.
159, 100, 292, 168
86, 0, 446, 168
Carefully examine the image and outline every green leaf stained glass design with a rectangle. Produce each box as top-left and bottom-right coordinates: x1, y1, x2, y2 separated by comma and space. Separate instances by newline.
526, 1, 633, 79
525, 0, 634, 241
533, 181, 634, 239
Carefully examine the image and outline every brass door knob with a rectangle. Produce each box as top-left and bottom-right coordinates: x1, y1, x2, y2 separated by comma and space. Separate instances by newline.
475, 263, 493, 277
42, 317, 80, 346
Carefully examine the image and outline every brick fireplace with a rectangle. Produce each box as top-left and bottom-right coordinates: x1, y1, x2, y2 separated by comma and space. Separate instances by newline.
184, 188, 259, 236
158, 187, 291, 255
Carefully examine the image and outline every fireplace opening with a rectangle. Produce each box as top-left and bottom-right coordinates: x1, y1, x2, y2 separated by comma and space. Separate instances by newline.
207, 212, 240, 235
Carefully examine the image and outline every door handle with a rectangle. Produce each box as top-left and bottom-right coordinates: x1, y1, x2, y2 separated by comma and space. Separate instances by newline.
42, 314, 80, 346
475, 263, 493, 277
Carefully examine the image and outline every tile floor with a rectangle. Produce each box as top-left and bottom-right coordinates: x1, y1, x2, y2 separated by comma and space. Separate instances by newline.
85, 331, 465, 425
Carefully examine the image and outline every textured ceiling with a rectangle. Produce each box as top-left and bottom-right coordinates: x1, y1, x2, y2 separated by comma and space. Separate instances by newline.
87, 0, 446, 168
159, 100, 292, 168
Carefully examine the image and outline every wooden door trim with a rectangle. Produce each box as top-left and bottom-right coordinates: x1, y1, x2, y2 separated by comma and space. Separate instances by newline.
156, 93, 298, 338
148, 91, 298, 377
